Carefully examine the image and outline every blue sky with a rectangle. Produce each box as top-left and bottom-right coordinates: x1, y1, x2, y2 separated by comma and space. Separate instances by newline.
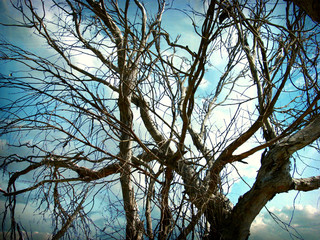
0, 0, 320, 239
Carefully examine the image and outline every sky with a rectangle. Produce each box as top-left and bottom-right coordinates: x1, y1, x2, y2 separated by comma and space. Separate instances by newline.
0, 0, 320, 239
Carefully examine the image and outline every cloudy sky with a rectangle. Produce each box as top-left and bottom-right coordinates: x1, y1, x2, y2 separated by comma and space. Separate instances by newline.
0, 0, 320, 239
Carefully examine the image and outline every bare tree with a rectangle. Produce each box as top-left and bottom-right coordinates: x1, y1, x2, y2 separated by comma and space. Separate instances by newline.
0, 0, 319, 239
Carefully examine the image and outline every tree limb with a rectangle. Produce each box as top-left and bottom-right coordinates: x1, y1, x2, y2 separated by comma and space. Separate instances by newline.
292, 176, 320, 191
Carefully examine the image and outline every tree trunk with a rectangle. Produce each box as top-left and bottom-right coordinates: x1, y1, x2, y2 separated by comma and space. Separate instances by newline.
291, 0, 320, 23
218, 116, 320, 240
158, 167, 173, 240
118, 68, 143, 239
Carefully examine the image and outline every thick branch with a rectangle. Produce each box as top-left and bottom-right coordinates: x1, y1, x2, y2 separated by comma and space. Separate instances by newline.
224, 115, 320, 239
292, 176, 320, 191
232, 95, 320, 162
291, 0, 320, 23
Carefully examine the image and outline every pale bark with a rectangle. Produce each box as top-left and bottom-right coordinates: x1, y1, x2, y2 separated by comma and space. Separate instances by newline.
223, 116, 320, 240
292, 176, 320, 191
117, 40, 143, 240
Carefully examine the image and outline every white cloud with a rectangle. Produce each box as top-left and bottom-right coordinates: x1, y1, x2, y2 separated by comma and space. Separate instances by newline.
250, 205, 320, 240
199, 78, 210, 89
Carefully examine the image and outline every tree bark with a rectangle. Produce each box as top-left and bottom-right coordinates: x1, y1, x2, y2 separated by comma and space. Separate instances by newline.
290, 0, 320, 23
220, 116, 320, 240
158, 167, 173, 240
118, 68, 144, 240
292, 176, 320, 191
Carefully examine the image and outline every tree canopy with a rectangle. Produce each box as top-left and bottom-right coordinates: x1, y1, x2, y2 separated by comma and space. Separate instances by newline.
0, 0, 319, 239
